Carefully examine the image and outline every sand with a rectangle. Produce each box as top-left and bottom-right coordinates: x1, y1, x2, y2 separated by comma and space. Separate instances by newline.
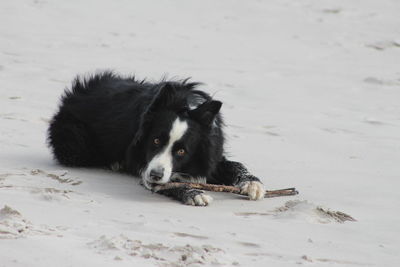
1, 0, 399, 266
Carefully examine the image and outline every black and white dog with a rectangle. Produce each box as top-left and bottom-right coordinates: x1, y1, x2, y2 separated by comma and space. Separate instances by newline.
48, 72, 265, 206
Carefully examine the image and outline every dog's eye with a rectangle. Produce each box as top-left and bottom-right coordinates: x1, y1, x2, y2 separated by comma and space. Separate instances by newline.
176, 149, 185, 156
153, 138, 160, 146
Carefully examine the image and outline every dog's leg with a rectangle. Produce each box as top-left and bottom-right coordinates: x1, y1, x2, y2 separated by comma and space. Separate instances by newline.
153, 185, 213, 206
212, 158, 265, 200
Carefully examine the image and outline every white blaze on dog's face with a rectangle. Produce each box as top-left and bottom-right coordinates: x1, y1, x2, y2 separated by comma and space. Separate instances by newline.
142, 117, 188, 189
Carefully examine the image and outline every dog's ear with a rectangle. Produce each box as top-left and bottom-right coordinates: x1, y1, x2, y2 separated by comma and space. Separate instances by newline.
188, 100, 222, 127
131, 83, 176, 145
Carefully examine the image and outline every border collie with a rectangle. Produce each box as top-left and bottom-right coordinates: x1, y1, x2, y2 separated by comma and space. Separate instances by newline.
48, 72, 265, 206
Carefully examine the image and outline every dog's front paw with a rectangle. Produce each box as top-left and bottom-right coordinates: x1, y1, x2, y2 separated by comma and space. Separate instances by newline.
183, 189, 213, 206
238, 181, 265, 200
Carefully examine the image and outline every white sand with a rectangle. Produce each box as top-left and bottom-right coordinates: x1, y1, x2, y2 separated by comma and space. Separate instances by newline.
1, 0, 399, 266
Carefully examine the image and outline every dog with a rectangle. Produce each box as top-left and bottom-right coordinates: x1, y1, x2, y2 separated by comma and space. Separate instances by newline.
47, 72, 265, 205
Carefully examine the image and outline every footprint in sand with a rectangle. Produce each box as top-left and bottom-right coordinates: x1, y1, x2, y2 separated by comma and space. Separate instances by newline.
365, 40, 400, 51
0, 205, 61, 239
30, 169, 82, 185
364, 76, 400, 86
235, 200, 355, 224
363, 117, 387, 126
0, 170, 87, 203
237, 241, 261, 248
274, 200, 356, 223
173, 232, 208, 240
88, 234, 236, 266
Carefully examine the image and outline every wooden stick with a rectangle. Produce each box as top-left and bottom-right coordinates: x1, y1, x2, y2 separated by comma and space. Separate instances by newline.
158, 182, 299, 198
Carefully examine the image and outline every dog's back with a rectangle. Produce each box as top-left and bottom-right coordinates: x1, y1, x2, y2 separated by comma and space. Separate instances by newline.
48, 72, 153, 167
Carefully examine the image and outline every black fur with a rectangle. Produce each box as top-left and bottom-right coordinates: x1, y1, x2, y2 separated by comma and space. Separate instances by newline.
48, 71, 263, 204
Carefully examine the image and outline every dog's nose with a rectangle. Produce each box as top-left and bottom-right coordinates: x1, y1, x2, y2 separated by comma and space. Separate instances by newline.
150, 168, 164, 181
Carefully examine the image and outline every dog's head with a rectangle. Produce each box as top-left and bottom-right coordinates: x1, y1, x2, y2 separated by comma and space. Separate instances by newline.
128, 82, 222, 189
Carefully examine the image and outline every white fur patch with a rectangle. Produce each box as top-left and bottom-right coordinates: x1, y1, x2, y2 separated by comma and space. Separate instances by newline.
170, 173, 207, 184
185, 193, 213, 206
239, 181, 265, 200
142, 118, 188, 189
